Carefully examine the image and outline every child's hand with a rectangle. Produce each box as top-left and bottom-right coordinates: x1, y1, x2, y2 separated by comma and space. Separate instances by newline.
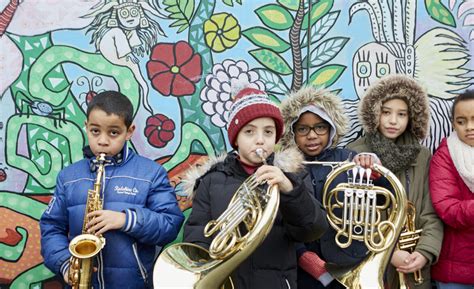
86, 210, 126, 235
255, 165, 293, 194
395, 251, 428, 274
390, 249, 411, 268
353, 152, 381, 169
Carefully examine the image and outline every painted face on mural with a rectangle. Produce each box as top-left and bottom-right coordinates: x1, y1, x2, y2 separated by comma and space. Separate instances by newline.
117, 5, 141, 29
353, 43, 398, 99
378, 98, 409, 140
85, 108, 135, 157
453, 99, 474, 147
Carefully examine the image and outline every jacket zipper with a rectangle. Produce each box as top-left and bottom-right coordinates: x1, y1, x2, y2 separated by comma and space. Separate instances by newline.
132, 243, 148, 284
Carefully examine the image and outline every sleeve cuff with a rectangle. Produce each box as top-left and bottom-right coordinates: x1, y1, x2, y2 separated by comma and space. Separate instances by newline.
60, 259, 70, 278
121, 209, 137, 232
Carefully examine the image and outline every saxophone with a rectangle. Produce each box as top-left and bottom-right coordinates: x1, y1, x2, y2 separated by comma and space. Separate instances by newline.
153, 149, 279, 289
68, 153, 107, 289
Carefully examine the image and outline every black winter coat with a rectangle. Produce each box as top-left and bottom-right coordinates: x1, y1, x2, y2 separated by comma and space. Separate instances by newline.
184, 152, 328, 289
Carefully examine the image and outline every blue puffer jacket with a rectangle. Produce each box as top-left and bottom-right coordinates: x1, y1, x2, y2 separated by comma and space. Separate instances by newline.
40, 145, 184, 289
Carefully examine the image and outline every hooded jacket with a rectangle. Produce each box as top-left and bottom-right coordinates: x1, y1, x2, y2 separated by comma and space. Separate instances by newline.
280, 86, 368, 289
183, 148, 328, 289
347, 75, 443, 289
40, 145, 184, 289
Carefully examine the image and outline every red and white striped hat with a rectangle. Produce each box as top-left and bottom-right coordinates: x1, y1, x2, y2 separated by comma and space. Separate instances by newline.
227, 87, 284, 149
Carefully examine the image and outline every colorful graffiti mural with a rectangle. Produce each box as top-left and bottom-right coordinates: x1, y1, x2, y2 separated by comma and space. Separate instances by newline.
0, 0, 472, 288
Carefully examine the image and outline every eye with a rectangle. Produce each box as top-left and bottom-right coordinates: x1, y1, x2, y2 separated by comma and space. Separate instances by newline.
130, 7, 139, 17
457, 119, 466, 125
264, 129, 275, 135
110, 130, 120, 136
119, 8, 129, 18
376, 63, 390, 78
357, 62, 371, 78
296, 126, 309, 135
244, 129, 254, 135
90, 128, 99, 135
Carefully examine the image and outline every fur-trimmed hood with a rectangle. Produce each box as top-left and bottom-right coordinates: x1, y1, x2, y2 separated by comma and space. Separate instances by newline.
181, 147, 304, 200
359, 74, 430, 140
279, 86, 348, 150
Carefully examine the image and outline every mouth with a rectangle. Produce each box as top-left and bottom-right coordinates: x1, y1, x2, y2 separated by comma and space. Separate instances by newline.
385, 127, 399, 133
305, 143, 321, 151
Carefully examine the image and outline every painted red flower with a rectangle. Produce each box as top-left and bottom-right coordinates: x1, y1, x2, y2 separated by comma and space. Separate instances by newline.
145, 114, 175, 148
147, 41, 202, 97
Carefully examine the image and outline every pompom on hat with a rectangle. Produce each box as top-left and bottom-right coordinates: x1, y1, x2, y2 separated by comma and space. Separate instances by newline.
227, 85, 284, 149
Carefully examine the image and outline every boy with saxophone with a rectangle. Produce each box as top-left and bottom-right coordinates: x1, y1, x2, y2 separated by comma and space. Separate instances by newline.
40, 91, 184, 289
182, 85, 328, 289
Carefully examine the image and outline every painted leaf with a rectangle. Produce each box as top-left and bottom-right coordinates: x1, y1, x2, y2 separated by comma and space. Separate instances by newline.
163, 0, 195, 33
425, 0, 456, 27
243, 27, 291, 53
277, 0, 299, 11
255, 68, 289, 94
309, 65, 346, 88
301, 0, 334, 30
250, 49, 293, 75
302, 11, 340, 47
256, 4, 294, 31
303, 37, 348, 68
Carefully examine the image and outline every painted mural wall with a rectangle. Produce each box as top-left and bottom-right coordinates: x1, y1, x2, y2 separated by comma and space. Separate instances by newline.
0, 0, 472, 288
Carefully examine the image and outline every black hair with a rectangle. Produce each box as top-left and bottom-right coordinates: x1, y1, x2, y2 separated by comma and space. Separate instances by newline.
451, 90, 474, 120
86, 91, 134, 128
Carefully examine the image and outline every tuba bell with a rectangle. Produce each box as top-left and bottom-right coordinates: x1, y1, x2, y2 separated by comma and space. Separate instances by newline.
153, 149, 279, 289
311, 161, 407, 289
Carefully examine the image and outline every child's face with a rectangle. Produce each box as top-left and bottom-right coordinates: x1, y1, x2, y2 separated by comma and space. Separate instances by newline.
235, 117, 276, 166
85, 108, 135, 157
453, 99, 474, 147
378, 98, 409, 140
293, 112, 330, 157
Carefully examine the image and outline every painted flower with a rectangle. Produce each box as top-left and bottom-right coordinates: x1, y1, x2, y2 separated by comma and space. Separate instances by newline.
145, 114, 175, 148
204, 12, 241, 53
200, 60, 266, 127
147, 41, 202, 97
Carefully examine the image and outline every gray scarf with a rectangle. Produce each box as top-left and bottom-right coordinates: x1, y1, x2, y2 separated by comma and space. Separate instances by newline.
366, 132, 421, 173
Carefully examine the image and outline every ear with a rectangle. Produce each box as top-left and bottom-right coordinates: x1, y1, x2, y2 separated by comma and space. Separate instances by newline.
126, 124, 136, 141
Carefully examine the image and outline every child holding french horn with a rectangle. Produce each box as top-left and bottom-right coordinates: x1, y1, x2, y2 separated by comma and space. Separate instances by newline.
347, 74, 443, 289
182, 85, 328, 289
279, 86, 368, 289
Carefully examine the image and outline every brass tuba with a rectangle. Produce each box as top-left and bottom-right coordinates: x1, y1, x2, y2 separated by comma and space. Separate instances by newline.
153, 149, 279, 289
312, 161, 407, 289
68, 153, 107, 289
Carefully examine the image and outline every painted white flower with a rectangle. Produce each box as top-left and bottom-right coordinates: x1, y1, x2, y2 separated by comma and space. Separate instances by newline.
200, 60, 265, 127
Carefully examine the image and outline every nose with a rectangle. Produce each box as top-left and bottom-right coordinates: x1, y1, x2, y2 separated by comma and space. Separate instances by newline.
97, 134, 109, 146
389, 114, 397, 124
306, 128, 318, 139
256, 131, 265, 144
